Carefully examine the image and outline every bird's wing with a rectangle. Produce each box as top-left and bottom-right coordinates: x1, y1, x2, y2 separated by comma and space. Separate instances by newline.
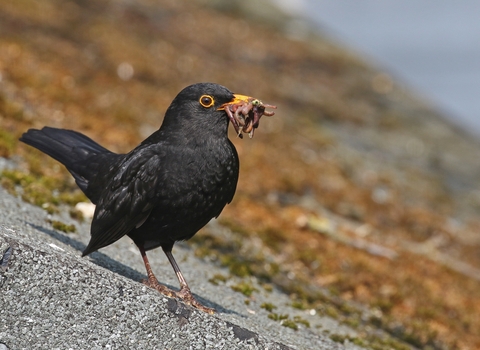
82, 146, 164, 255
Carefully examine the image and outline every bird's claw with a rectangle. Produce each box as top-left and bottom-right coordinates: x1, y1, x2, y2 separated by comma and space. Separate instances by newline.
176, 286, 216, 314
141, 279, 216, 314
141, 278, 177, 298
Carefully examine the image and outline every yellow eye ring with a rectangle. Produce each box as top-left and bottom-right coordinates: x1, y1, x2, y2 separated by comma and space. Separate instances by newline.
199, 95, 214, 108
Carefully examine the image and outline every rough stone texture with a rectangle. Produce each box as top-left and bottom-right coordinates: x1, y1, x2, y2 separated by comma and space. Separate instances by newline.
0, 185, 358, 350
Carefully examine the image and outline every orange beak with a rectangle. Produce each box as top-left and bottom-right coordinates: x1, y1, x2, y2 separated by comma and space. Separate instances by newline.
217, 94, 255, 111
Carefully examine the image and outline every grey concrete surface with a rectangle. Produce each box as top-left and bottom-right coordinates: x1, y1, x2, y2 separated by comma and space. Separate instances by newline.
0, 182, 359, 350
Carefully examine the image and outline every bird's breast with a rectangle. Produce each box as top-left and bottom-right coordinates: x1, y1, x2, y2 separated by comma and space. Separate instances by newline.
140, 139, 239, 242
123, 137, 239, 250
167, 140, 238, 209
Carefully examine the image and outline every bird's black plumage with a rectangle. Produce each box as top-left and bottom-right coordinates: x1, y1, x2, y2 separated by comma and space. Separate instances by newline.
85, 83, 240, 255
21, 83, 238, 252
20, 83, 246, 313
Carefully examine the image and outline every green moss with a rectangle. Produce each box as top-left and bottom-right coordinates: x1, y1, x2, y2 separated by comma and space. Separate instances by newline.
373, 298, 394, 314
369, 315, 383, 328
42, 203, 59, 215
218, 217, 251, 237
208, 274, 227, 285
221, 255, 252, 277
267, 262, 280, 276
341, 315, 360, 328
281, 319, 298, 330
268, 313, 278, 321
1, 169, 35, 186
262, 283, 273, 292
329, 334, 347, 343
244, 299, 250, 305
268, 313, 289, 321
259, 227, 288, 251
366, 334, 412, 350
328, 332, 419, 350
231, 281, 258, 297
295, 248, 319, 266
190, 232, 281, 285
190, 233, 242, 264
339, 302, 361, 315
351, 337, 367, 347
69, 208, 84, 221
58, 190, 88, 206
22, 183, 57, 207
194, 246, 211, 259
36, 174, 65, 191
0, 128, 17, 157
293, 316, 310, 328
50, 220, 76, 233
260, 302, 277, 312
329, 334, 370, 347
324, 305, 339, 319
328, 285, 340, 296
1, 177, 16, 195
0, 170, 85, 214
291, 301, 306, 310
417, 306, 438, 319
399, 330, 424, 349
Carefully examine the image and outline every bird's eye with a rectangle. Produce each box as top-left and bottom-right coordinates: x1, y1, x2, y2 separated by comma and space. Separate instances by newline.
199, 95, 214, 108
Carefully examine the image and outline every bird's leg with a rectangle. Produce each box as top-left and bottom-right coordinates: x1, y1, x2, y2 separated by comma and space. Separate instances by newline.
137, 245, 176, 297
163, 247, 216, 314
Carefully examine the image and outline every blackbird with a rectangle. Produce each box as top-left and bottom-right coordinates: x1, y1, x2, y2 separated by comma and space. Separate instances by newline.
20, 83, 275, 314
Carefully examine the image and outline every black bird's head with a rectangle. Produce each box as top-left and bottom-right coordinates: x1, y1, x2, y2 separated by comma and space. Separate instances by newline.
160, 83, 274, 140
161, 83, 235, 139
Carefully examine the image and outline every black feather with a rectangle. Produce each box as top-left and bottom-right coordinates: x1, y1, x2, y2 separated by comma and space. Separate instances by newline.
20, 83, 240, 255
20, 127, 121, 203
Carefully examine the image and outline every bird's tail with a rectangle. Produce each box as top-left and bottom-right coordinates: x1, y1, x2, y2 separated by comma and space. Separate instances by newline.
20, 127, 117, 203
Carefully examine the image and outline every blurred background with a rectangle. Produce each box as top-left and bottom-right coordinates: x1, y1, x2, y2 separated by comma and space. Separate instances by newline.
1, 0, 480, 348
279, 0, 480, 136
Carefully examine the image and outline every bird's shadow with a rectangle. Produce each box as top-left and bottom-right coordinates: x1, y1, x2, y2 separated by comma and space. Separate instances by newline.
27, 222, 244, 317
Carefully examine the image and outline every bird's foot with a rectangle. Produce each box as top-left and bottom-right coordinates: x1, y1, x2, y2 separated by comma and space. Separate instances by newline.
141, 278, 177, 298
176, 286, 216, 314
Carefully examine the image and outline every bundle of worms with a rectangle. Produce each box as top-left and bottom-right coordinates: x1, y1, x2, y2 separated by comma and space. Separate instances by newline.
225, 99, 277, 138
